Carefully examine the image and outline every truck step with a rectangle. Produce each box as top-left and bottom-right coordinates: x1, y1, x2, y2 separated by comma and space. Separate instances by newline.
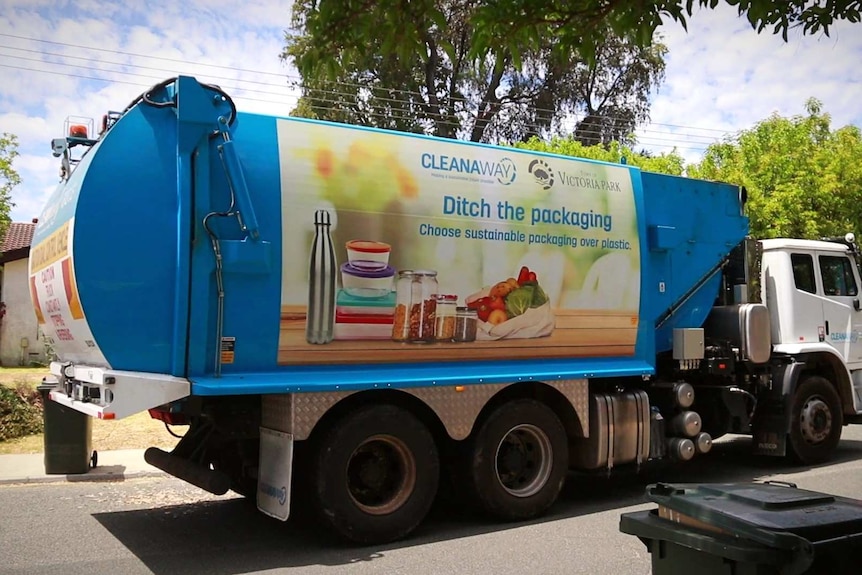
144, 447, 231, 495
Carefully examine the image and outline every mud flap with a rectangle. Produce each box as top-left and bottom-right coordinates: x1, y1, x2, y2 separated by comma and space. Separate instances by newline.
752, 407, 787, 456
257, 426, 293, 521
751, 361, 805, 457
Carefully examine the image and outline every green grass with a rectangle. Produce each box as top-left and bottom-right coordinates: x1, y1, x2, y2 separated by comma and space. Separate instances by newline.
0, 367, 179, 455
0, 367, 47, 389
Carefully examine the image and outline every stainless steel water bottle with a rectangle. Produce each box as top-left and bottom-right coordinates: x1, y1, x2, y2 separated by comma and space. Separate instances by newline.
306, 209, 337, 344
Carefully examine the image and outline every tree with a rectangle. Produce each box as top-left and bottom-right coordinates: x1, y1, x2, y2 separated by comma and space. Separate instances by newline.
284, 1, 861, 72
284, 1, 667, 144
514, 136, 687, 175
687, 100, 862, 239
0, 133, 20, 238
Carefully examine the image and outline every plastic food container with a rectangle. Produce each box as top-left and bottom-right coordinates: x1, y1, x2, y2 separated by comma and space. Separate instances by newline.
345, 240, 391, 270
340, 262, 395, 298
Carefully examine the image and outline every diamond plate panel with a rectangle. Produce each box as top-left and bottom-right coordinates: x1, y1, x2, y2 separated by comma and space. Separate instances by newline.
262, 379, 589, 441
557, 379, 590, 437
407, 378, 589, 440
292, 391, 354, 439
261, 394, 293, 433
406, 384, 508, 440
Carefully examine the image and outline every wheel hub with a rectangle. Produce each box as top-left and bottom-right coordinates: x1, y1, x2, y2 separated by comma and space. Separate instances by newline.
347, 435, 416, 516
799, 396, 832, 444
494, 424, 553, 498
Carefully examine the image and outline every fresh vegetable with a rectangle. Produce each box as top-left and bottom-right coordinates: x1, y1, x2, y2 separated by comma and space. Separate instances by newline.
490, 278, 518, 299
487, 309, 508, 325
468, 266, 547, 324
489, 295, 507, 311
469, 296, 493, 322
505, 284, 535, 318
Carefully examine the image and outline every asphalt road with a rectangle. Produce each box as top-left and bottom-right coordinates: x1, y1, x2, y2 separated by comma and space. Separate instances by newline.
4, 429, 862, 575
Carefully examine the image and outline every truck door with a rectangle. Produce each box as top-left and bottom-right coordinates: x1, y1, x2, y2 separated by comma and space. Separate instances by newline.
818, 251, 862, 368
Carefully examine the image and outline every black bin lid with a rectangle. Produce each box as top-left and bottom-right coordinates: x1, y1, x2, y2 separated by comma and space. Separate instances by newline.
645, 482, 862, 549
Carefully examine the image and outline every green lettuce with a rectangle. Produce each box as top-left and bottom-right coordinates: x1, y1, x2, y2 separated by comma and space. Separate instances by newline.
505, 281, 549, 318
505, 285, 535, 317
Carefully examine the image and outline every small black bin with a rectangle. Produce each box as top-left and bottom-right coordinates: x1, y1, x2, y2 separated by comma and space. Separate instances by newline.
38, 383, 93, 475
620, 482, 862, 575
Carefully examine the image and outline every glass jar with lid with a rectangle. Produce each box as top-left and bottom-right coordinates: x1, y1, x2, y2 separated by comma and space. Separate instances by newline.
435, 294, 457, 341
453, 306, 478, 342
392, 270, 415, 342
409, 270, 438, 342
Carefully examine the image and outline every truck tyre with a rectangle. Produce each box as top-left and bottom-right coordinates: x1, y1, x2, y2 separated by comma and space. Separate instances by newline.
788, 376, 843, 465
464, 399, 567, 521
310, 404, 439, 544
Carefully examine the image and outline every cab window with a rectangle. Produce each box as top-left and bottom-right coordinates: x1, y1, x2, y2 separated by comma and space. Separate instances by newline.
791, 253, 816, 294
819, 255, 858, 296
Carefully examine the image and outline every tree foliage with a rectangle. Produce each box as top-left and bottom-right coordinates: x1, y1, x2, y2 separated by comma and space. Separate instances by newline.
0, 384, 43, 442
688, 99, 862, 239
286, 1, 861, 71
513, 137, 687, 175
283, 1, 667, 144
0, 132, 20, 238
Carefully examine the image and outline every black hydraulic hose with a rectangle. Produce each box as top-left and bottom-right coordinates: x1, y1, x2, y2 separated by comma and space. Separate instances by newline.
122, 76, 237, 126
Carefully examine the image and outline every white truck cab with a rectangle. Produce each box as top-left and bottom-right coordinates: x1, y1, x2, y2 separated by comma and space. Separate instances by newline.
761, 235, 862, 414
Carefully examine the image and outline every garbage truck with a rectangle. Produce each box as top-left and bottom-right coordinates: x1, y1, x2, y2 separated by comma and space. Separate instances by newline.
30, 76, 862, 544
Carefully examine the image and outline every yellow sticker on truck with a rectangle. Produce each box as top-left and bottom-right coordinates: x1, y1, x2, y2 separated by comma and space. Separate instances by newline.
29, 218, 108, 366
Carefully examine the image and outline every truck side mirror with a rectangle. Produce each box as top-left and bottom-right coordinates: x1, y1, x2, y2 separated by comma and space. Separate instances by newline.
854, 299, 860, 311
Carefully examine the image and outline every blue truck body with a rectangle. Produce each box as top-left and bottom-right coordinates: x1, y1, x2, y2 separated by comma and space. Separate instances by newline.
31, 77, 747, 395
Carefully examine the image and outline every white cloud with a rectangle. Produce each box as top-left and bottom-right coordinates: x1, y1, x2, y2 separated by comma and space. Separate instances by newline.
639, 2, 862, 163
0, 1, 302, 222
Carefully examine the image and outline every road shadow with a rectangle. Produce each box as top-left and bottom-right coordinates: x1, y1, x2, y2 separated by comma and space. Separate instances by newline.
93, 436, 862, 574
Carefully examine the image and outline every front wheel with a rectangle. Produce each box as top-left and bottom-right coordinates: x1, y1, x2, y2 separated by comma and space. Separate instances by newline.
787, 376, 843, 465
463, 399, 568, 521
309, 404, 439, 544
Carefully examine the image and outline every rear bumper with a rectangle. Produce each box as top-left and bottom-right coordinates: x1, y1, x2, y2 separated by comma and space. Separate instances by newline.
46, 361, 190, 420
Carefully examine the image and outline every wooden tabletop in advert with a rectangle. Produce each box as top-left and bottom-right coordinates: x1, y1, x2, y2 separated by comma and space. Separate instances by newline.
278, 306, 638, 365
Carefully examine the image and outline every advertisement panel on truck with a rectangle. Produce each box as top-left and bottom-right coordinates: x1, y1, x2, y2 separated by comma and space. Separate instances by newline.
28, 148, 109, 368
276, 120, 641, 365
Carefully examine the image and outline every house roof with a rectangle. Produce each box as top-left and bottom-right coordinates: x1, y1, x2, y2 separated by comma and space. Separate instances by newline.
0, 221, 37, 264
1, 222, 35, 253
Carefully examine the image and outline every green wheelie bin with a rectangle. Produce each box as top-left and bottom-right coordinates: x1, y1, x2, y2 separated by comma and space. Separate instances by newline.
620, 481, 862, 574
38, 382, 93, 475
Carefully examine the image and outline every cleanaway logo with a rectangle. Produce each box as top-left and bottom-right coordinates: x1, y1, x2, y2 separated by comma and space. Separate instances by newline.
260, 481, 287, 505
420, 153, 517, 185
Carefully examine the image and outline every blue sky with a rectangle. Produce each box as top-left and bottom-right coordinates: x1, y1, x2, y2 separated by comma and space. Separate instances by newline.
1, 0, 860, 223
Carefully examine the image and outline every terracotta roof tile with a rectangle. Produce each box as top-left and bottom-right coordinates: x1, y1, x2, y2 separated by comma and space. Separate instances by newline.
1, 222, 36, 253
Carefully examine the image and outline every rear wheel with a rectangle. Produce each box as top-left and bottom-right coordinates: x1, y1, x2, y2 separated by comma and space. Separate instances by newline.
463, 399, 568, 521
310, 404, 439, 544
787, 376, 843, 465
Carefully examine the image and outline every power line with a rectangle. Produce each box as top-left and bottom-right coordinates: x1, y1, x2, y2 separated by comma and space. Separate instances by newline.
0, 33, 732, 136
2, 52, 724, 147
0, 45, 292, 89
0, 63, 152, 88
0, 63, 714, 152
0, 48, 722, 152
0, 51, 298, 99
0, 32, 290, 78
